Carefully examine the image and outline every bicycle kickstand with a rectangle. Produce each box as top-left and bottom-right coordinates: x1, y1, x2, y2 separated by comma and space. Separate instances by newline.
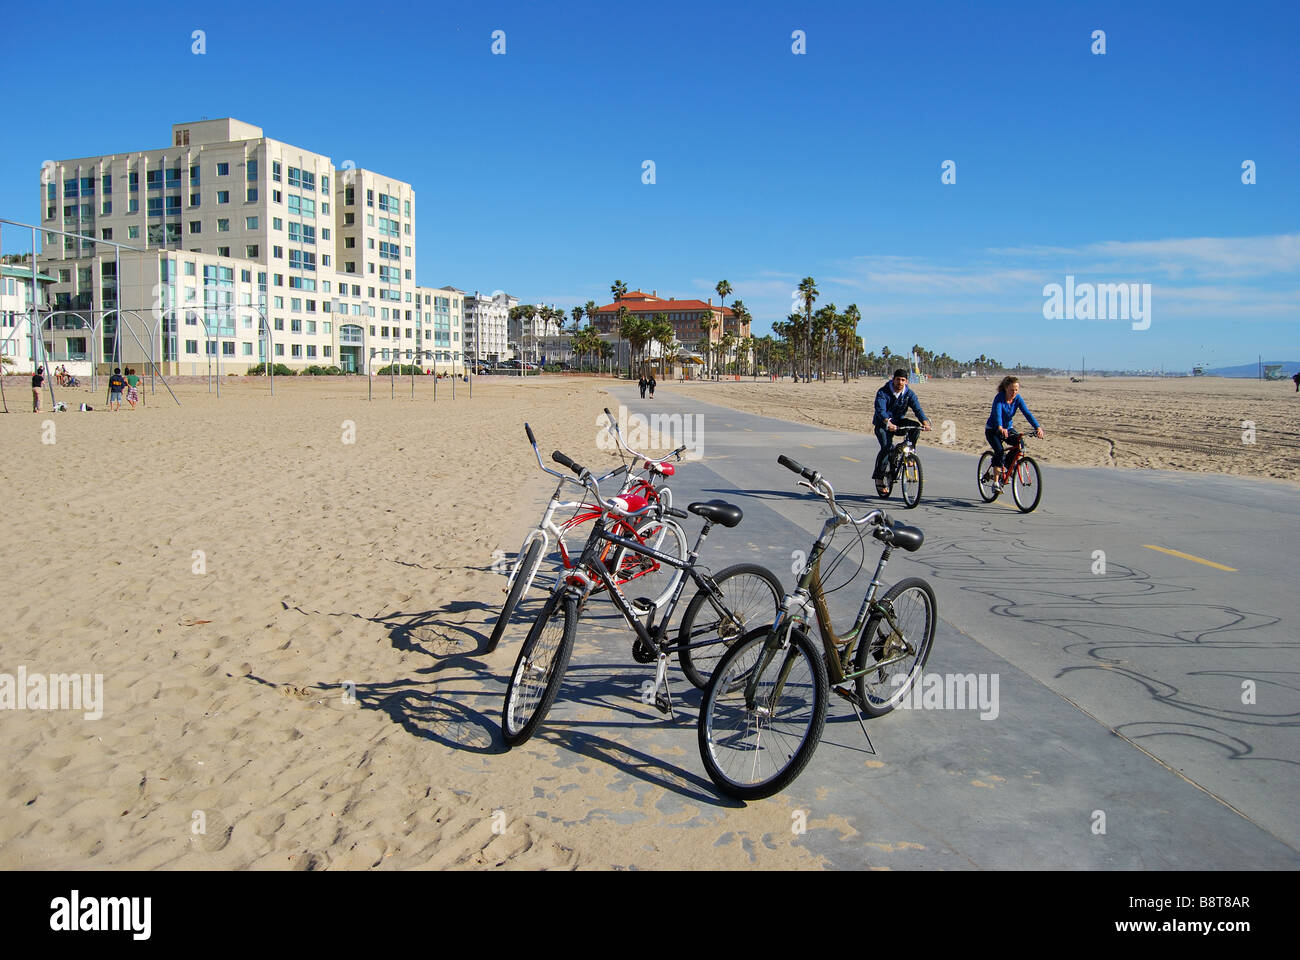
833, 685, 877, 755
651, 652, 675, 720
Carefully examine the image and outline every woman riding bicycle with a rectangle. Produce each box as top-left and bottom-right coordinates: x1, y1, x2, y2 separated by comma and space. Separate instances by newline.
985, 375, 1045, 489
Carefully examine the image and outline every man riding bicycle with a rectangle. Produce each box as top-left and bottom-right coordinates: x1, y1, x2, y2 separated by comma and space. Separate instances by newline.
985, 375, 1045, 489
872, 369, 931, 496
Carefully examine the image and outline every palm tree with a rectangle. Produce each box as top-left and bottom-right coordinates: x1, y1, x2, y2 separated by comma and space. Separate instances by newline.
715, 279, 732, 317
798, 277, 818, 380
650, 312, 674, 377
611, 280, 627, 303
698, 310, 717, 378
623, 313, 652, 376
615, 304, 631, 378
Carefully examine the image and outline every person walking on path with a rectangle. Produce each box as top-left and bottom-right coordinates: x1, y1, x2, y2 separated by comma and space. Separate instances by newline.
648, 373, 656, 398
638, 375, 647, 399
871, 368, 932, 495
1292, 371, 1299, 392
125, 368, 141, 410
32, 366, 44, 413
107, 367, 127, 412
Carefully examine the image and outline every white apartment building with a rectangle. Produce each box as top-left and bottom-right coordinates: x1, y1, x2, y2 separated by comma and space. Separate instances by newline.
37, 118, 419, 374
413, 285, 464, 372
462, 290, 517, 364
1, 264, 55, 372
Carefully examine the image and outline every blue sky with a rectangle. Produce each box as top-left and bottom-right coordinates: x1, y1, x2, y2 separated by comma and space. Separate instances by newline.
2, 0, 1295, 369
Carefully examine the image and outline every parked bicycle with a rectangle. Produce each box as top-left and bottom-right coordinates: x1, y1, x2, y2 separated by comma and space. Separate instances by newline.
697, 455, 936, 800
876, 418, 925, 508
501, 450, 782, 747
977, 431, 1042, 513
486, 419, 688, 652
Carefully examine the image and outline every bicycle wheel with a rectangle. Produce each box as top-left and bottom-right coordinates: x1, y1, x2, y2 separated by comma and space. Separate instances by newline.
606, 517, 689, 610
486, 537, 544, 653
977, 451, 999, 502
853, 577, 936, 718
698, 625, 828, 801
677, 563, 784, 689
501, 591, 578, 747
900, 453, 923, 509
1012, 456, 1042, 513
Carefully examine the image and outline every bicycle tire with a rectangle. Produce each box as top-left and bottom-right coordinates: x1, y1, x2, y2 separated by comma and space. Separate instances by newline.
486, 537, 544, 653
977, 451, 999, 502
501, 591, 578, 747
1012, 456, 1042, 513
698, 624, 828, 801
900, 453, 923, 509
853, 577, 936, 718
677, 563, 784, 689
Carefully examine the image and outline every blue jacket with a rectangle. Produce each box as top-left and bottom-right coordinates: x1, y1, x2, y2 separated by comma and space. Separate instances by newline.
873, 382, 927, 428
986, 392, 1041, 432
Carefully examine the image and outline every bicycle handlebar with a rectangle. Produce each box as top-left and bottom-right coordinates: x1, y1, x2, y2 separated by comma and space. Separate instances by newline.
778, 454, 818, 482
525, 423, 537, 446
552, 450, 587, 477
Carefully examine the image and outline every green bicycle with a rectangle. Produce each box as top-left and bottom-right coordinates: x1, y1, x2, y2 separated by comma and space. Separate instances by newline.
697, 455, 936, 800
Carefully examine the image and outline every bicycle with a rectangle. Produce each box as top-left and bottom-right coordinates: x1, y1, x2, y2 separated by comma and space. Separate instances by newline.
486, 420, 689, 653
697, 455, 936, 800
977, 431, 1042, 513
876, 418, 924, 509
501, 450, 782, 746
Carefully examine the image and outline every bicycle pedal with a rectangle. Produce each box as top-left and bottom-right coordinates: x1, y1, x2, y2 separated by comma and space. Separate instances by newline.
653, 693, 672, 715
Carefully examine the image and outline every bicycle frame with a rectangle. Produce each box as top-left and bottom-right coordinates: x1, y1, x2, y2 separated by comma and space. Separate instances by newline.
742, 474, 914, 709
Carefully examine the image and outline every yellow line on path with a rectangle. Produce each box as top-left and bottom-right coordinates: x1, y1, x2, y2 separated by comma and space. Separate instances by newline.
1142, 545, 1236, 572
801, 444, 815, 450
841, 456, 861, 463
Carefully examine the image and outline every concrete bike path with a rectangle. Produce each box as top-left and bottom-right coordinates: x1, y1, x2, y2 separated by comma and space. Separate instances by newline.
554, 382, 1300, 868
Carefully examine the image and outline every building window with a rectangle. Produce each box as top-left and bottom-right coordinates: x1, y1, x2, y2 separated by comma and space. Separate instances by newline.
185, 339, 198, 354
275, 343, 284, 356
127, 226, 140, 239
190, 164, 200, 183
344, 186, 354, 206
306, 344, 317, 358
189, 192, 200, 207
245, 216, 258, 229
217, 218, 230, 232
272, 245, 283, 259
217, 162, 229, 175
272, 161, 281, 182
223, 341, 235, 356
246, 188, 258, 202
246, 159, 258, 181
217, 191, 229, 204
217, 246, 230, 257
185, 261, 196, 276
272, 217, 282, 230
101, 201, 112, 215
176, 129, 190, 146
243, 342, 253, 356
272, 190, 282, 203
101, 228, 113, 240
344, 236, 355, 248
291, 344, 302, 358
189, 221, 201, 234
246, 245, 259, 258
128, 198, 139, 213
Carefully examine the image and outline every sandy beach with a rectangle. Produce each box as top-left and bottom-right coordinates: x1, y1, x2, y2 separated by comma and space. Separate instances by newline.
0, 372, 1295, 870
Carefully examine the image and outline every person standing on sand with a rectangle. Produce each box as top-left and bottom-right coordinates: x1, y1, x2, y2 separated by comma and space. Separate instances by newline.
107, 367, 126, 412
1293, 371, 1299, 392
32, 366, 44, 412
125, 368, 140, 410
648, 373, 656, 398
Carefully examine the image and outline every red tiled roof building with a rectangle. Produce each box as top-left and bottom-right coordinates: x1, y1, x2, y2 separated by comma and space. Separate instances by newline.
593, 289, 750, 350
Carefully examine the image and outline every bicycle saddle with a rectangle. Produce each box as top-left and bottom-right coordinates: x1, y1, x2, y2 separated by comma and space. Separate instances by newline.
875, 521, 924, 552
687, 500, 743, 528
646, 460, 675, 476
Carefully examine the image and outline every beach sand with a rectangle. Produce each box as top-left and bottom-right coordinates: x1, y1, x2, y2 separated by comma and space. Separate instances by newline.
1, 372, 1294, 870
674, 375, 1300, 483
0, 375, 827, 870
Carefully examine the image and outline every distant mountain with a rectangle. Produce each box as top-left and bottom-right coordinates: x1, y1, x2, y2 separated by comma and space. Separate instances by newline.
1201, 361, 1300, 378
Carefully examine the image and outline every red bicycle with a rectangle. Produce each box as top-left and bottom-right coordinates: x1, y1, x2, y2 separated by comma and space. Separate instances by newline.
485, 418, 688, 652
977, 432, 1043, 513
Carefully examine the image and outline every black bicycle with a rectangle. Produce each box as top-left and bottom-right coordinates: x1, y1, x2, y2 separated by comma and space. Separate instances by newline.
501, 450, 783, 747
877, 419, 924, 509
